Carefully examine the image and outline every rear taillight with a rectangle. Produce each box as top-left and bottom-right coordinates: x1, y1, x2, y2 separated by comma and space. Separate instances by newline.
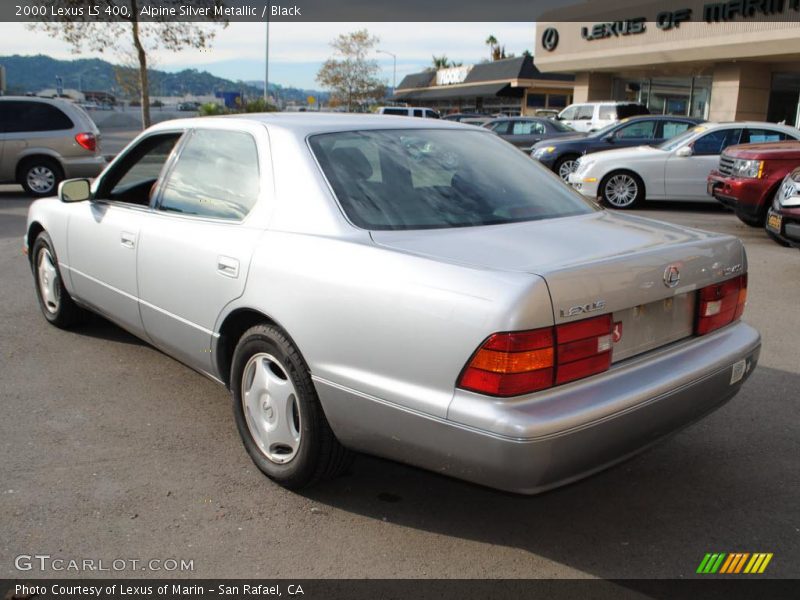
75, 132, 96, 152
696, 274, 747, 336
458, 314, 613, 397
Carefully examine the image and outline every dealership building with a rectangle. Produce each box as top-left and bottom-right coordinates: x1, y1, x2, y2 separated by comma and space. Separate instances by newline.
393, 55, 575, 116
534, 10, 800, 126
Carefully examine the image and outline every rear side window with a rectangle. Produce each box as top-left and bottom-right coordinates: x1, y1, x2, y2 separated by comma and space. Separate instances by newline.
661, 120, 693, 138
159, 129, 260, 220
413, 109, 424, 118
742, 129, 789, 143
511, 121, 545, 135
598, 105, 616, 120
0, 101, 74, 133
381, 108, 407, 116
487, 120, 511, 134
309, 129, 595, 230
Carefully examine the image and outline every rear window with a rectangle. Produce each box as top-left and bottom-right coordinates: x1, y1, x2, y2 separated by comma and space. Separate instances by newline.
309, 129, 596, 230
0, 101, 74, 133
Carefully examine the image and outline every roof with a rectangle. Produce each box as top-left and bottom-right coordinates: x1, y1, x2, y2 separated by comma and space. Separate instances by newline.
395, 56, 573, 94
148, 112, 477, 138
394, 82, 522, 102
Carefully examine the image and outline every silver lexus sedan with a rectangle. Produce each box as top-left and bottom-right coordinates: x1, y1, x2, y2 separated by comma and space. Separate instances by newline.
24, 114, 761, 494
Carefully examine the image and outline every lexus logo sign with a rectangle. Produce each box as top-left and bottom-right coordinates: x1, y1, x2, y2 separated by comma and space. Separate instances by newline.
542, 27, 559, 52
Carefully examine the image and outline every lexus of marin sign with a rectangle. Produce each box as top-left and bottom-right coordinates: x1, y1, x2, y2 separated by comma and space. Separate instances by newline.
539, 0, 800, 48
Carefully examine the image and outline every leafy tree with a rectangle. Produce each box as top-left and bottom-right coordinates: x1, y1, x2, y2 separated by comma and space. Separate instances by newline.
316, 29, 386, 112
432, 55, 451, 70
29, 0, 226, 128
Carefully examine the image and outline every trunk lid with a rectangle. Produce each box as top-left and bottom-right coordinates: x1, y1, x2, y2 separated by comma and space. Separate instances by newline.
372, 211, 745, 361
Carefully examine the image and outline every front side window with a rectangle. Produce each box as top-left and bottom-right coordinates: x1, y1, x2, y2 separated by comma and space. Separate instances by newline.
693, 128, 742, 155
309, 129, 596, 230
616, 120, 656, 139
511, 121, 545, 135
559, 106, 578, 120
96, 133, 184, 206
159, 129, 260, 220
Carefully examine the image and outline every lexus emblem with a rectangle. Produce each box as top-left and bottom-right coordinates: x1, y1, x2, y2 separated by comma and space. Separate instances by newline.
663, 265, 681, 288
542, 27, 559, 52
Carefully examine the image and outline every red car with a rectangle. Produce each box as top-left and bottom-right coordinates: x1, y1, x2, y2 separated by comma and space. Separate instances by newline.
708, 141, 800, 231
766, 167, 800, 249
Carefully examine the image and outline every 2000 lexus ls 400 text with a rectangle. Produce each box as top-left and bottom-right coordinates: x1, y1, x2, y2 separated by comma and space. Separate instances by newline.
24, 114, 761, 494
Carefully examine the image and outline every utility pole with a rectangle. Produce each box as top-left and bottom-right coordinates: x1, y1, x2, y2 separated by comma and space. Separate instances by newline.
377, 49, 396, 95
264, 5, 270, 105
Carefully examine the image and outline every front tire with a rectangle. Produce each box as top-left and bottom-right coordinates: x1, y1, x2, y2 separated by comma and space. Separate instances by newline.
231, 324, 352, 489
20, 158, 63, 197
600, 171, 645, 209
32, 232, 85, 328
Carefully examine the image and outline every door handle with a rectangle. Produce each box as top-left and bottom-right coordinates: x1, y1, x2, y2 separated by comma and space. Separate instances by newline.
217, 255, 239, 278
120, 232, 136, 249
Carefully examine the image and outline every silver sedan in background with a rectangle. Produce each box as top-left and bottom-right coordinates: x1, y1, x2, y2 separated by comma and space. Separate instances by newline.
25, 114, 760, 493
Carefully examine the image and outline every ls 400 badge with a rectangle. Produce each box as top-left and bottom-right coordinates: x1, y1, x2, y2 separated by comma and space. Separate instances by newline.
560, 300, 606, 318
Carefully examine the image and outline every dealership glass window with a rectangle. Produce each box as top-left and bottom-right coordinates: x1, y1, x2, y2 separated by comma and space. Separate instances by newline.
547, 94, 569, 109
526, 93, 546, 108
615, 76, 711, 119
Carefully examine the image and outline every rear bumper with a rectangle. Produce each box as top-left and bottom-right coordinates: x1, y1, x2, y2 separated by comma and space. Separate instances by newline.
317, 321, 760, 494
707, 171, 773, 218
62, 155, 107, 179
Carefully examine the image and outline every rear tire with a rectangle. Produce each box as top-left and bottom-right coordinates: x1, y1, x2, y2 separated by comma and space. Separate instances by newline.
600, 171, 645, 209
231, 324, 353, 489
32, 231, 85, 328
20, 158, 63, 197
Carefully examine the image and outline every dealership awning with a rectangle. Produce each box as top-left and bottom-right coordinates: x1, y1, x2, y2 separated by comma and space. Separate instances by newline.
393, 82, 522, 102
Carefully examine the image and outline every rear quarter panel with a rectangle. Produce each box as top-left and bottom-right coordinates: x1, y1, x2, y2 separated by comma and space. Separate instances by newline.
221, 233, 554, 419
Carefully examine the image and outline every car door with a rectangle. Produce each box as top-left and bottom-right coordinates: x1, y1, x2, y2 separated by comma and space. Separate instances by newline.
570, 105, 595, 132
66, 132, 185, 336
664, 127, 742, 200
136, 127, 267, 376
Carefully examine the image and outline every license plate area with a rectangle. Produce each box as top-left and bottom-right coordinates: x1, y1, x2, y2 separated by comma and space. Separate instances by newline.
612, 293, 696, 362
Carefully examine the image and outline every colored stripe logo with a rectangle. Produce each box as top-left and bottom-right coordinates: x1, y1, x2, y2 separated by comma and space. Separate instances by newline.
696, 553, 773, 574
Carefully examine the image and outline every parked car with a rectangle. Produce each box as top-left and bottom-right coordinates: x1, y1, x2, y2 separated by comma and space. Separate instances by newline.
483, 116, 575, 151
707, 140, 800, 228
178, 101, 201, 112
569, 122, 800, 208
532, 109, 560, 119
443, 112, 483, 122
533, 115, 703, 181
0, 96, 106, 196
557, 101, 649, 133
25, 114, 760, 494
765, 167, 800, 249
378, 106, 440, 118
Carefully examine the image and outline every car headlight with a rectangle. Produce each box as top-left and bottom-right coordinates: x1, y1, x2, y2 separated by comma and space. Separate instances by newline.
732, 158, 764, 179
533, 146, 556, 158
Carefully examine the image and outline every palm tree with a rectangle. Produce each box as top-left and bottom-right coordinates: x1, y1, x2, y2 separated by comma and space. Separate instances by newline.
485, 35, 498, 61
432, 55, 451, 70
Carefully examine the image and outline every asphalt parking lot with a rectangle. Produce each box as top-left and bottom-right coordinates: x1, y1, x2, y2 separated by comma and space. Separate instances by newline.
1, 185, 798, 580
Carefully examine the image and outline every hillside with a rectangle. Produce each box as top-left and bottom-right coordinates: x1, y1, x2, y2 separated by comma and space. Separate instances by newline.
0, 54, 328, 104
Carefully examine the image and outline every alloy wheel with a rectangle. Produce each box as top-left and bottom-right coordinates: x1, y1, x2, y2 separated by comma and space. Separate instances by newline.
604, 174, 639, 208
27, 166, 56, 195
37, 248, 61, 314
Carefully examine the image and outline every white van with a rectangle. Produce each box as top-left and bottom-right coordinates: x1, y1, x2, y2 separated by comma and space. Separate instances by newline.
378, 106, 440, 119
557, 101, 649, 132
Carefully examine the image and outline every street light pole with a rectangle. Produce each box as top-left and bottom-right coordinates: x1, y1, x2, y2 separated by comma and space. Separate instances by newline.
377, 49, 396, 96
264, 5, 270, 105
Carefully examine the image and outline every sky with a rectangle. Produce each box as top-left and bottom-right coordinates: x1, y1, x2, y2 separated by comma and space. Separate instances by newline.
1, 22, 537, 90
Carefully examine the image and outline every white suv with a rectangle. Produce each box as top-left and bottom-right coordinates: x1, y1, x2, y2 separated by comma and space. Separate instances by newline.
378, 106, 440, 119
557, 101, 649, 133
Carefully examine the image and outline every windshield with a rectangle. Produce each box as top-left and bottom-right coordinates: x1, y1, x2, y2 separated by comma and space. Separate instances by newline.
309, 129, 597, 230
657, 126, 706, 151
549, 120, 574, 132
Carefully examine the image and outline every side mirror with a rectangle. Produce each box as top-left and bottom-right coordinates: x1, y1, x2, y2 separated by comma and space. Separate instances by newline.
603, 133, 615, 143
58, 178, 91, 203
675, 146, 693, 158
